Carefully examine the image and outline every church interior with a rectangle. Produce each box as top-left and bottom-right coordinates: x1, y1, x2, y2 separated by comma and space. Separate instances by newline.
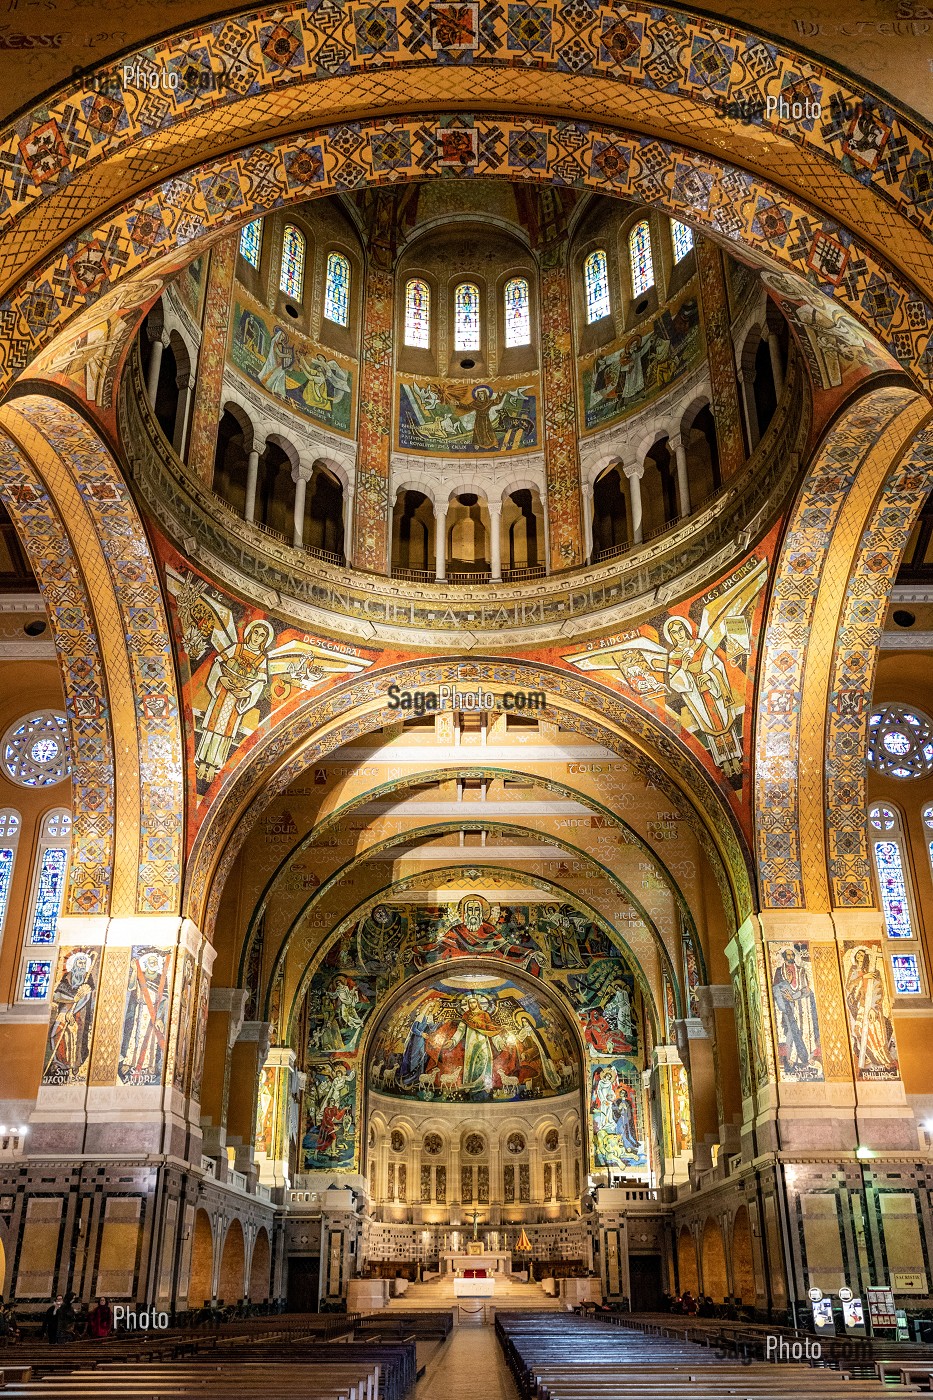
1, 0, 933, 1393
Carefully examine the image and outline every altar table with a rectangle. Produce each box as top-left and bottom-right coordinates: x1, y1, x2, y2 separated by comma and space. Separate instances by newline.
440, 1251, 511, 1275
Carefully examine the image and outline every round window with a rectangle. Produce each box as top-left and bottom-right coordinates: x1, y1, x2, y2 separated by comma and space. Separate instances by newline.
544, 1128, 560, 1153
390, 1129, 405, 1152
506, 1132, 526, 1155
423, 1133, 443, 1156
1, 711, 70, 787
868, 704, 933, 779
464, 1132, 485, 1156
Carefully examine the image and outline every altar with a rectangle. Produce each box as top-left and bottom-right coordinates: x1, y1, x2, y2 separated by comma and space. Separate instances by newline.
440, 1251, 512, 1275
454, 1275, 495, 1297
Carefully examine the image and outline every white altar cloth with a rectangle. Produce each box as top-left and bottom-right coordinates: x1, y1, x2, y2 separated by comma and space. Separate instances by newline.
454, 1277, 495, 1297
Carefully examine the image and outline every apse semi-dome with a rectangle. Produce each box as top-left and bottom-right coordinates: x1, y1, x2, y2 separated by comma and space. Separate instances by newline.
368, 971, 580, 1102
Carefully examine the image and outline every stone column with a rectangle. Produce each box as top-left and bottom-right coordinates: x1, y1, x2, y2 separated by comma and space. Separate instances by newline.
737, 367, 759, 451
488, 499, 502, 581
146, 332, 169, 404
449, 1140, 461, 1225
434, 500, 447, 581
581, 480, 594, 562
244, 441, 263, 524
199, 986, 248, 1174
292, 461, 312, 548
669, 433, 691, 518
29, 916, 214, 1161
623, 462, 645, 543
186, 235, 237, 483
227, 1019, 271, 1184
673, 1015, 718, 1173
341, 481, 354, 563
173, 372, 195, 460
539, 242, 584, 570
695, 239, 745, 478
764, 325, 785, 400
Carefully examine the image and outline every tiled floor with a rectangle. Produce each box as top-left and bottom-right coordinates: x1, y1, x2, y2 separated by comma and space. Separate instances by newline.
417, 1325, 519, 1397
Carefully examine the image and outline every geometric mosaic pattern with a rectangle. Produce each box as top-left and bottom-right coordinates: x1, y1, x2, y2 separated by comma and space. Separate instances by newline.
15, 398, 184, 914
755, 387, 927, 911
1, 112, 932, 401
0, 420, 115, 915
2, 0, 933, 302
2, 399, 184, 915
826, 415, 933, 908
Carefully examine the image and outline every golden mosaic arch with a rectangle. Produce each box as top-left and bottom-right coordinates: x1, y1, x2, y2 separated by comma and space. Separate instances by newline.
184, 664, 752, 940
0, 398, 185, 916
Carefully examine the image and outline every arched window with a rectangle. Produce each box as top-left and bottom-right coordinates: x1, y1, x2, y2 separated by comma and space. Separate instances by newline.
671, 220, 694, 262
324, 251, 351, 327
868, 703, 933, 778
583, 250, 610, 324
405, 278, 431, 348
868, 804, 915, 939
18, 808, 71, 1001
239, 219, 263, 270
0, 808, 21, 942
629, 220, 655, 297
504, 277, 531, 347
279, 224, 306, 301
454, 282, 481, 351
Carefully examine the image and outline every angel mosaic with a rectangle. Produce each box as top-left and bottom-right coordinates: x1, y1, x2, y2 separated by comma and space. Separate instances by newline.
166, 568, 372, 785
565, 557, 766, 782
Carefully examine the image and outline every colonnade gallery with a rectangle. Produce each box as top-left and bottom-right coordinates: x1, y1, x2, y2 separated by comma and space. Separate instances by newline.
0, 0, 932, 1338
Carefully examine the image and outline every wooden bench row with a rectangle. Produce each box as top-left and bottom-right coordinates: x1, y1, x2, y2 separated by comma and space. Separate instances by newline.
495, 1310, 926, 1400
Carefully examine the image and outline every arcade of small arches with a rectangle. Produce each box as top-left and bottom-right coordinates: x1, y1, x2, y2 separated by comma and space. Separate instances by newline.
2, 0, 933, 1338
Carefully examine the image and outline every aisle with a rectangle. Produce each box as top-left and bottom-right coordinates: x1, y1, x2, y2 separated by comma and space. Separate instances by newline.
416, 1324, 519, 1399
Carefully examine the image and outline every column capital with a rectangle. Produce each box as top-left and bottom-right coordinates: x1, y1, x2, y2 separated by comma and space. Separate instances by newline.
291, 461, 314, 485
667, 433, 685, 454
622, 461, 645, 481
487, 498, 503, 516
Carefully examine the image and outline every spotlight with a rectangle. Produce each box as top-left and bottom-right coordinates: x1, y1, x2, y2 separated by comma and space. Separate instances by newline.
856, 1145, 872, 1160
923, 1119, 933, 1133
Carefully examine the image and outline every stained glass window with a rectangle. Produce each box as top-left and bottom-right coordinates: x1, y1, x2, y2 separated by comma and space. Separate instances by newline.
892, 953, 921, 995
868, 703, 933, 778
405, 278, 431, 348
629, 219, 655, 297
868, 804, 914, 938
324, 251, 350, 326
0, 809, 20, 942
21, 959, 52, 1000
672, 220, 694, 262
454, 282, 481, 351
504, 277, 531, 347
2, 711, 70, 787
239, 219, 262, 269
584, 250, 610, 323
29, 846, 68, 945
279, 224, 306, 301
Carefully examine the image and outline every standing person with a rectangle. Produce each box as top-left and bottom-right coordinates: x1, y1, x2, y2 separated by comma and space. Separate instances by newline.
41, 1295, 65, 1344
87, 1296, 113, 1338
59, 1292, 76, 1342
0, 1298, 21, 1343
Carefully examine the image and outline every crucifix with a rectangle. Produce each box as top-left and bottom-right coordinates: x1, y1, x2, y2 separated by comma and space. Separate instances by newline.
471, 1208, 479, 1242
